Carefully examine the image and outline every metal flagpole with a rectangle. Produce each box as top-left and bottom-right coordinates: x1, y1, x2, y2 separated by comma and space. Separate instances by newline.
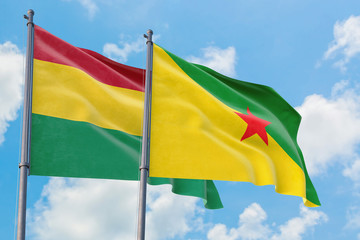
137, 29, 153, 240
17, 9, 35, 240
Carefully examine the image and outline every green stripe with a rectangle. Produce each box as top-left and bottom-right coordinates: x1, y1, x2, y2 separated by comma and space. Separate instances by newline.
162, 47, 320, 206
31, 113, 141, 179
30, 114, 223, 209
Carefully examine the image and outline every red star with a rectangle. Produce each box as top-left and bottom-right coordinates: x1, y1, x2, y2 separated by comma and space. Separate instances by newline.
235, 107, 271, 145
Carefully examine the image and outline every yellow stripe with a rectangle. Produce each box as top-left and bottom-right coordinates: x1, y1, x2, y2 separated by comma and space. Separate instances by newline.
150, 44, 307, 200
33, 59, 144, 136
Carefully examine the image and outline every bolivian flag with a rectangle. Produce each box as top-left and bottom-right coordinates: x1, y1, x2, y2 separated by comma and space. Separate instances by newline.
30, 25, 223, 209
150, 45, 320, 207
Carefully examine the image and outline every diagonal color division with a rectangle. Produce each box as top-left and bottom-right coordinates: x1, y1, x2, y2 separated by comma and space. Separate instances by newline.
150, 44, 320, 207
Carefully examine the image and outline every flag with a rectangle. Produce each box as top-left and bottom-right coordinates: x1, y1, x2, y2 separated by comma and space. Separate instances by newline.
30, 25, 223, 209
149, 44, 320, 207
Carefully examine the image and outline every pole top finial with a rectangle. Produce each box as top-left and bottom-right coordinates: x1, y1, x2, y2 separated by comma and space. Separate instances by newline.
144, 29, 153, 43
25, 9, 35, 26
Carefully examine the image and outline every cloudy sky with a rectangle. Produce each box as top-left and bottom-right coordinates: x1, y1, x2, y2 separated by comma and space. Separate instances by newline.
1, 0, 360, 239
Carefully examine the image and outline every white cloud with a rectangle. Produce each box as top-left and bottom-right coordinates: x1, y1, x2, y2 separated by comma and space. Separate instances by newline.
62, 0, 98, 19
208, 203, 270, 240
236, 203, 271, 240
79, 0, 98, 18
323, 15, 360, 71
28, 178, 201, 240
207, 203, 327, 240
208, 224, 239, 240
345, 206, 360, 230
28, 178, 139, 240
103, 36, 146, 63
187, 46, 237, 77
0, 41, 23, 145
296, 80, 360, 176
270, 206, 328, 240
146, 184, 202, 239
29, 180, 328, 240
343, 159, 360, 184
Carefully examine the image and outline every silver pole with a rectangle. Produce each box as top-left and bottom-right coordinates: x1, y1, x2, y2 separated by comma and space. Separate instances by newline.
17, 9, 34, 240
137, 29, 153, 240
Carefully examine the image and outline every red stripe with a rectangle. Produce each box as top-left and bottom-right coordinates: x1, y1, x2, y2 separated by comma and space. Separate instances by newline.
34, 25, 145, 92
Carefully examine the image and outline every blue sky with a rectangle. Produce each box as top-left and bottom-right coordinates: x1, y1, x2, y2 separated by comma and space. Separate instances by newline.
1, 0, 360, 239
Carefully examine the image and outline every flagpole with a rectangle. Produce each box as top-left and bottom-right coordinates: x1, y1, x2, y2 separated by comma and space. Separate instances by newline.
137, 29, 153, 240
17, 9, 35, 240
